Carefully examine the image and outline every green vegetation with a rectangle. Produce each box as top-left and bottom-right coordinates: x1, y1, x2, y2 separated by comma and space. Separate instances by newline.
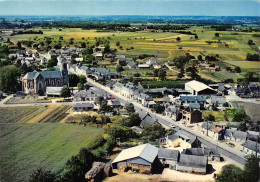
0, 65, 21, 93
0, 106, 48, 123
0, 123, 103, 182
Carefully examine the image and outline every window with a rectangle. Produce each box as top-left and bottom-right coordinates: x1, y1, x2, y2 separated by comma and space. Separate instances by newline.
57, 80, 60, 86
51, 80, 54, 86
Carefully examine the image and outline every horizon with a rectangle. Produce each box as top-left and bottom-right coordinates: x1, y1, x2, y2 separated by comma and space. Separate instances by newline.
0, 0, 260, 16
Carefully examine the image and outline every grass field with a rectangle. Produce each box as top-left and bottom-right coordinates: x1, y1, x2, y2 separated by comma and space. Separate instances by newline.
7, 27, 260, 61
0, 123, 103, 182
0, 106, 48, 123
0, 105, 71, 124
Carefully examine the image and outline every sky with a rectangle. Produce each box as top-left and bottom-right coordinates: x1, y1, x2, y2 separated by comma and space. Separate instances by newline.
0, 0, 259, 16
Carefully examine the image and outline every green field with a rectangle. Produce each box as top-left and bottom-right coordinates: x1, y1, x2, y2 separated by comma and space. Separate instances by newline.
0, 106, 48, 123
7, 27, 260, 61
0, 123, 103, 182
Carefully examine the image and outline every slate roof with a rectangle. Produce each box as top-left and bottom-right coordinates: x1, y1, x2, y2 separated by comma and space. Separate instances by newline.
112, 143, 158, 164
178, 154, 207, 168
107, 99, 121, 106
140, 114, 157, 128
73, 102, 94, 108
127, 61, 137, 68
180, 96, 206, 103
201, 122, 215, 131
23, 70, 62, 80
241, 140, 260, 153
183, 148, 220, 156
233, 130, 247, 140
158, 148, 179, 160
168, 129, 198, 145
165, 105, 177, 113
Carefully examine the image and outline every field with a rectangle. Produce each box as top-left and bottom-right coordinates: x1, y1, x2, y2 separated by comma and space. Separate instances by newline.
0, 123, 103, 182
7, 27, 260, 61
0, 105, 71, 123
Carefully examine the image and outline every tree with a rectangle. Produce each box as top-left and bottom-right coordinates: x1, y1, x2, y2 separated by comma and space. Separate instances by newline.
124, 103, 135, 113
116, 65, 124, 72
60, 86, 71, 98
29, 168, 56, 182
176, 37, 181, 41
69, 74, 80, 87
232, 108, 247, 122
115, 41, 120, 47
243, 155, 260, 182
238, 122, 248, 131
124, 113, 142, 127
204, 113, 215, 121
77, 83, 84, 91
37, 89, 44, 96
81, 42, 86, 48
143, 124, 166, 140
194, 34, 198, 39
198, 55, 203, 61
84, 54, 94, 64
46, 58, 57, 68
215, 33, 220, 37
247, 40, 255, 45
158, 70, 166, 81
153, 104, 165, 114
78, 75, 86, 85
153, 69, 159, 77
104, 42, 111, 53
216, 164, 244, 182
244, 72, 254, 84
17, 41, 22, 49
0, 65, 20, 93
234, 66, 241, 73
177, 68, 184, 79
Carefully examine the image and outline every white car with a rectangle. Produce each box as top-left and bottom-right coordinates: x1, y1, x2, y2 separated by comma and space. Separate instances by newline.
169, 124, 176, 128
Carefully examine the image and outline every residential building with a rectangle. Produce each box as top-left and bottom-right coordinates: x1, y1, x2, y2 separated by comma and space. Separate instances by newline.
73, 88, 108, 101
241, 140, 260, 157
73, 102, 95, 112
165, 105, 181, 121
180, 107, 202, 124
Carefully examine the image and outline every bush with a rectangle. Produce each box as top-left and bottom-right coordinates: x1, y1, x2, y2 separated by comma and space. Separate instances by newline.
142, 124, 166, 140
216, 164, 244, 182
29, 168, 57, 182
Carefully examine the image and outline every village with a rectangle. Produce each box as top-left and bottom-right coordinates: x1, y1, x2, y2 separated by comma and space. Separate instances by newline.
0, 35, 259, 182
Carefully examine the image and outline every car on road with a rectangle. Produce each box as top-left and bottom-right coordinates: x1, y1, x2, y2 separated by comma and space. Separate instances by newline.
169, 124, 176, 128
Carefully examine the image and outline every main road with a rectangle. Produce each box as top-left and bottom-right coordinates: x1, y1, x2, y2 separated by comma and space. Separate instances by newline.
87, 78, 246, 166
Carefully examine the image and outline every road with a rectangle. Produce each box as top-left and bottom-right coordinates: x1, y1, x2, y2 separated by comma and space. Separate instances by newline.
87, 78, 246, 166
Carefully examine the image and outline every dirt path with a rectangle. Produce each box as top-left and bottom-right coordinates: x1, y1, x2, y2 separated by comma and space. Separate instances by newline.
26, 105, 58, 123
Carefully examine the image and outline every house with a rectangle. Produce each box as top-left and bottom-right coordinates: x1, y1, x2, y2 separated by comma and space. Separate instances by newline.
73, 88, 108, 101
135, 93, 153, 107
208, 66, 220, 72
241, 140, 259, 157
180, 107, 202, 124
127, 61, 138, 69
165, 105, 181, 121
117, 55, 126, 66
107, 99, 121, 108
93, 51, 103, 61
217, 86, 229, 96
182, 148, 220, 162
147, 57, 158, 65
224, 128, 237, 140
201, 122, 225, 140
85, 162, 111, 182
112, 143, 158, 174
246, 131, 259, 142
178, 96, 207, 109
138, 64, 151, 69
22, 64, 68, 94
207, 96, 227, 107
177, 154, 208, 174
139, 111, 158, 128
158, 148, 179, 170
91, 68, 118, 80
233, 130, 247, 142
73, 102, 95, 112
113, 82, 142, 100
185, 80, 217, 95
167, 130, 201, 149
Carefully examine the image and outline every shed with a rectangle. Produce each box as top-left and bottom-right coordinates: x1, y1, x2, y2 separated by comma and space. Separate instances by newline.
177, 154, 208, 174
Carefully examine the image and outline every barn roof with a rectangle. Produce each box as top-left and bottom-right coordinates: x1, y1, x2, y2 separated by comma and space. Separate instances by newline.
178, 154, 207, 168
112, 143, 158, 164
158, 148, 179, 160
185, 80, 215, 92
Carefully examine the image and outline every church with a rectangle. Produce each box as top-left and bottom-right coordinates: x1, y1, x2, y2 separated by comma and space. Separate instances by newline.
22, 64, 69, 95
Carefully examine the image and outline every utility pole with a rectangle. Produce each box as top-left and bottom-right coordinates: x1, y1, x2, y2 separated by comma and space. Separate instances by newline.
207, 120, 208, 136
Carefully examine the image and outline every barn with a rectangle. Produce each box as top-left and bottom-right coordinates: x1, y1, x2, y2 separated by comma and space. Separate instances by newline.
177, 154, 208, 174
112, 143, 158, 174
185, 80, 217, 96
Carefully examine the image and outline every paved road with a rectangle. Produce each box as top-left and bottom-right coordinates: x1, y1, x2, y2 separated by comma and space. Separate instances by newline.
87, 78, 246, 166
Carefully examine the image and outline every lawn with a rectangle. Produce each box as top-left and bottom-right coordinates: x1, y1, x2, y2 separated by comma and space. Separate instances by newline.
0, 123, 103, 182
223, 60, 260, 72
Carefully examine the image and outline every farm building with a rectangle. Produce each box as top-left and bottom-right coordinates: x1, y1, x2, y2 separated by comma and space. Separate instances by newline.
182, 148, 220, 162
185, 80, 217, 96
85, 162, 111, 182
177, 154, 208, 174
73, 102, 95, 112
112, 143, 158, 174
158, 148, 179, 170
241, 140, 260, 157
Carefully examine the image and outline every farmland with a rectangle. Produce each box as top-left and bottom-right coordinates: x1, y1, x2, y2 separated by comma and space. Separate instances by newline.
0, 123, 103, 182
0, 105, 71, 123
7, 27, 260, 61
